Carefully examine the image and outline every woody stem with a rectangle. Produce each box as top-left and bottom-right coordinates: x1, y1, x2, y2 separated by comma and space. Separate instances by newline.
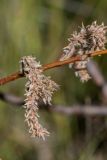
0, 49, 107, 85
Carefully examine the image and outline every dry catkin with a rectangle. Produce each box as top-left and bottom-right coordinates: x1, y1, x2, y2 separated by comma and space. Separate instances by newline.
60, 21, 107, 82
20, 56, 59, 140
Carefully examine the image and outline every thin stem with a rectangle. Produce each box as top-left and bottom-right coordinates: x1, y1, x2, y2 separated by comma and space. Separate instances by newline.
0, 71, 23, 85
91, 49, 107, 56
43, 49, 107, 70
42, 55, 81, 70
0, 49, 107, 85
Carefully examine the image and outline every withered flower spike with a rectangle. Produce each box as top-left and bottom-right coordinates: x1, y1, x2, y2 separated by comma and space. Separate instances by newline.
20, 56, 59, 140
60, 21, 107, 82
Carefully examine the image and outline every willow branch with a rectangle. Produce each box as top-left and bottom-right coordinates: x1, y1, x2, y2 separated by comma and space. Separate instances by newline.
0, 49, 107, 86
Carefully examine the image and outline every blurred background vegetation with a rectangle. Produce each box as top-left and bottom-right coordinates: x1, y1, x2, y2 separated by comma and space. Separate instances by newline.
0, 0, 107, 160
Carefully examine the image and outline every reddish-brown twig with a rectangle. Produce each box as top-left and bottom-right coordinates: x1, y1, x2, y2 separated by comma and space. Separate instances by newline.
0, 49, 107, 86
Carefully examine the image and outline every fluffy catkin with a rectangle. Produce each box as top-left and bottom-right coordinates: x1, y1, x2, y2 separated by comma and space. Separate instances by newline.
60, 21, 107, 82
20, 56, 59, 140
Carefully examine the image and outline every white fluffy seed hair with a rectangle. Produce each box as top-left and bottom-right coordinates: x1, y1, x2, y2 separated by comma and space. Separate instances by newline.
20, 56, 59, 140
60, 21, 107, 82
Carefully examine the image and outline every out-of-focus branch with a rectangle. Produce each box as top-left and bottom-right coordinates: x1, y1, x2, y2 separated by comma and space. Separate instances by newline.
87, 60, 107, 101
0, 49, 107, 86
51, 105, 107, 116
0, 92, 24, 106
87, 60, 105, 87
0, 91, 107, 116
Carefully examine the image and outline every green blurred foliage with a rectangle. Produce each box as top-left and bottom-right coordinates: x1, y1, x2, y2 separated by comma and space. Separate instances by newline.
0, 0, 107, 160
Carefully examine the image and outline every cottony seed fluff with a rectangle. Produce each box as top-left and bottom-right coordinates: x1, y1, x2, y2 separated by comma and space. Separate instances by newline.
60, 21, 107, 82
20, 56, 59, 140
